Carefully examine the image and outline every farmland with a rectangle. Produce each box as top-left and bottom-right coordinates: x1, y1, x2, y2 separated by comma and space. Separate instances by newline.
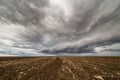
0, 57, 120, 80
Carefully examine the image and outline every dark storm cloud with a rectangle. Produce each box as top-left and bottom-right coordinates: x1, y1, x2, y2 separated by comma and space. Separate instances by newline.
0, 0, 49, 24
0, 0, 120, 56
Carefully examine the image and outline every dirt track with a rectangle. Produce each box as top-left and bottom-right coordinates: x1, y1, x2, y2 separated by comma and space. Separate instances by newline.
0, 57, 120, 80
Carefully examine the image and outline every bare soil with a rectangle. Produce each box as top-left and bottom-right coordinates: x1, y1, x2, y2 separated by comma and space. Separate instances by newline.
0, 57, 120, 80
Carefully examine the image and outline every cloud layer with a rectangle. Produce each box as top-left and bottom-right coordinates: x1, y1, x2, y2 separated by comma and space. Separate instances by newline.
0, 0, 120, 56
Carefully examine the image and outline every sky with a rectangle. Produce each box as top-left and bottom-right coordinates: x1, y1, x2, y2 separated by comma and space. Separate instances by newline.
0, 0, 120, 56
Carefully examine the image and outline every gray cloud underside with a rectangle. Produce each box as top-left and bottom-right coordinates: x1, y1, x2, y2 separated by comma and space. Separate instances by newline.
0, 0, 120, 56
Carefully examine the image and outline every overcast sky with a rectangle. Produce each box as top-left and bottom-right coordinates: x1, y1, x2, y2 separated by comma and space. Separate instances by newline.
0, 0, 120, 56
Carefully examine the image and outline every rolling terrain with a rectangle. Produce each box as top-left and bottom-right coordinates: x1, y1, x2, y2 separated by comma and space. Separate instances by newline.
0, 57, 120, 80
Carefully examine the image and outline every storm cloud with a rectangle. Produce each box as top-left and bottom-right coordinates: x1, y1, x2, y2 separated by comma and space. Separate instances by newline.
0, 0, 120, 56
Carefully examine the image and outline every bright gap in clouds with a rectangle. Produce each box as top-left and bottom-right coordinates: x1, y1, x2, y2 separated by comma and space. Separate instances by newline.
49, 0, 73, 16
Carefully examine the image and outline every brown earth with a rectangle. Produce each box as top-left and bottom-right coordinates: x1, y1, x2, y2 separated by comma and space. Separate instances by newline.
0, 57, 120, 80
